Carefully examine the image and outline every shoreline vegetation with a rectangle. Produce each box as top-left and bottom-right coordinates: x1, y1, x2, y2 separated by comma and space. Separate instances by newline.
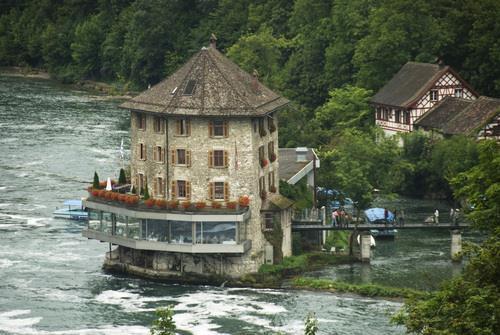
0, 66, 135, 100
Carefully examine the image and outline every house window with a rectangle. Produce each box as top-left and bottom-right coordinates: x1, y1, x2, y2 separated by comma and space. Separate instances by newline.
404, 111, 411, 125
171, 180, 190, 199
208, 149, 227, 168
138, 143, 146, 160
153, 117, 164, 133
454, 88, 463, 98
155, 177, 164, 197
214, 182, 225, 200
209, 120, 228, 137
183, 80, 197, 95
394, 110, 401, 123
259, 176, 265, 194
268, 171, 276, 192
258, 118, 266, 136
177, 180, 186, 198
376, 107, 382, 120
430, 89, 439, 101
177, 149, 186, 165
213, 150, 224, 167
138, 173, 145, 194
175, 118, 190, 136
264, 212, 274, 231
153, 146, 164, 162
137, 113, 146, 130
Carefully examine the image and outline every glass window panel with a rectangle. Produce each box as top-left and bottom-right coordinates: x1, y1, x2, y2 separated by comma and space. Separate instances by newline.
116, 215, 127, 237
102, 212, 113, 234
197, 222, 236, 244
170, 221, 193, 244
88, 209, 101, 231
213, 120, 224, 136
127, 217, 140, 239
145, 219, 169, 242
214, 182, 224, 200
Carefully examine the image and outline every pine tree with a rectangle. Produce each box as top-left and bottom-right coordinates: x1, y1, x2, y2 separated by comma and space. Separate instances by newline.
118, 168, 126, 185
93, 171, 100, 189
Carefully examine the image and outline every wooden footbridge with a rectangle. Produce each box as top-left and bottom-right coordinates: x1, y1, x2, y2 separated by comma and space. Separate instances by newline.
292, 222, 470, 232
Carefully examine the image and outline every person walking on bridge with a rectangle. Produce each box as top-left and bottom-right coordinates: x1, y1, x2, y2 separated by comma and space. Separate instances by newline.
434, 209, 440, 224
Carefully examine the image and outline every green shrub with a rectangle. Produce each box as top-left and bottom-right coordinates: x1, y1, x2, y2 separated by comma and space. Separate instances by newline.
93, 171, 100, 189
118, 168, 127, 184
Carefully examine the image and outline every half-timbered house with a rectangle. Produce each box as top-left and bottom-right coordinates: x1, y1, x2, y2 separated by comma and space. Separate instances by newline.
415, 96, 500, 141
371, 62, 478, 136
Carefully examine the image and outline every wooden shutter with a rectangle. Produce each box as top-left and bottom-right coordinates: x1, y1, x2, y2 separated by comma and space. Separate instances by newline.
186, 181, 191, 200
208, 150, 213, 167
208, 182, 214, 200
224, 182, 229, 202
171, 149, 176, 165
186, 119, 191, 136
154, 178, 158, 195
153, 147, 158, 161
186, 150, 192, 167
224, 150, 229, 168
176, 120, 181, 135
208, 121, 213, 137
223, 121, 229, 137
171, 180, 176, 199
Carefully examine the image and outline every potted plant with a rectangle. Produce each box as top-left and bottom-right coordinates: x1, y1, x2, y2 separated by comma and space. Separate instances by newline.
155, 199, 167, 209
181, 201, 191, 210
238, 195, 250, 207
145, 198, 155, 208
93, 171, 100, 189
195, 201, 206, 209
226, 201, 237, 209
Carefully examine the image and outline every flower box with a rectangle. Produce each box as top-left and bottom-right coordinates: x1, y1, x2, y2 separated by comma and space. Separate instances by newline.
226, 201, 237, 209
155, 199, 167, 209
167, 200, 179, 209
181, 201, 191, 209
195, 201, 206, 209
211, 201, 222, 209
145, 199, 155, 208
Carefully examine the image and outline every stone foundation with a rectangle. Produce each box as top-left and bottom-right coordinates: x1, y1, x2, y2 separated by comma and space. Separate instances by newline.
104, 246, 260, 281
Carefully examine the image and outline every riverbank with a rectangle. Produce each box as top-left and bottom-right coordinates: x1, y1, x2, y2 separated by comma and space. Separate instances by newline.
0, 66, 135, 100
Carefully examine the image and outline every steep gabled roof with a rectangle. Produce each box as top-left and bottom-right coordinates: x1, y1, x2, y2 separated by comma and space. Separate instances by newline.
443, 96, 500, 135
371, 62, 449, 108
278, 148, 315, 182
414, 96, 473, 131
120, 46, 289, 117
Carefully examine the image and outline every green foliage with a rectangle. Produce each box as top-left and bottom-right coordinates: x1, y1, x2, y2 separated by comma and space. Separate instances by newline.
304, 312, 318, 335
279, 179, 312, 210
118, 168, 127, 185
150, 306, 176, 335
323, 231, 349, 251
93, 171, 100, 189
451, 140, 500, 232
143, 185, 150, 200
293, 277, 426, 299
394, 140, 500, 334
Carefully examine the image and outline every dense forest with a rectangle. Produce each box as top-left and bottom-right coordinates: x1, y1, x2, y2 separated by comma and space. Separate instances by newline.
1, 0, 499, 201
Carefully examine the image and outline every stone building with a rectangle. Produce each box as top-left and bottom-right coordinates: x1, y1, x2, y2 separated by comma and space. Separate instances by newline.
82, 38, 292, 279
371, 62, 478, 136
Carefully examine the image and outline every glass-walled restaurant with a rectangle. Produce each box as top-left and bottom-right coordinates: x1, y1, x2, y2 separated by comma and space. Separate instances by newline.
87, 209, 247, 245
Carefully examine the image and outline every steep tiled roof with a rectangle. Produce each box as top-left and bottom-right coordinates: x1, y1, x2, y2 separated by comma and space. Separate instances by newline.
371, 62, 449, 108
278, 148, 315, 181
443, 96, 500, 135
120, 46, 289, 116
414, 96, 473, 131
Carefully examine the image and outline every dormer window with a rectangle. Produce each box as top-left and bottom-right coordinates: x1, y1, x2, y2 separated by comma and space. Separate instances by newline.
183, 80, 197, 95
454, 88, 463, 98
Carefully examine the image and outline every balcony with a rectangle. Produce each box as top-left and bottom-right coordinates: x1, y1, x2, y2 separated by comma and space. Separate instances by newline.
83, 197, 251, 254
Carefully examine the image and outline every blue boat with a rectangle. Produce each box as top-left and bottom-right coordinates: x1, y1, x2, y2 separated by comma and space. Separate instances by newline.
364, 208, 397, 238
53, 199, 88, 221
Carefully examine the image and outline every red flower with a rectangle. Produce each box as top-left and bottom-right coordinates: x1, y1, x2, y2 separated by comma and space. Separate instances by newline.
226, 201, 237, 209
261, 159, 268, 168
238, 195, 250, 207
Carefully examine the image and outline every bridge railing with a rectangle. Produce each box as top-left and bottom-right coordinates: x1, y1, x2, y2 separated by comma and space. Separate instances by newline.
292, 208, 324, 222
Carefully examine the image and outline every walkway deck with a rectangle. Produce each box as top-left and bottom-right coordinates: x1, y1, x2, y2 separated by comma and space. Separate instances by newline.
292, 222, 470, 232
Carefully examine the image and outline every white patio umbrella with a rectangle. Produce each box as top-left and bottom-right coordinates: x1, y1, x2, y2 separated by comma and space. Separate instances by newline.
106, 177, 112, 191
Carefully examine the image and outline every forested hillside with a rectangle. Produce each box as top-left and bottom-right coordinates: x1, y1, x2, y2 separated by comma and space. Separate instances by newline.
1, 0, 498, 200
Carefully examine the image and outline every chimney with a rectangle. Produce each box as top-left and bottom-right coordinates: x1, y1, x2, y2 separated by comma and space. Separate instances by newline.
252, 69, 260, 93
209, 33, 217, 49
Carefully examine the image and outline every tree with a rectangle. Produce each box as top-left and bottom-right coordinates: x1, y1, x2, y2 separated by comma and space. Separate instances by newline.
304, 312, 319, 335
393, 140, 500, 334
93, 171, 100, 189
150, 306, 176, 335
118, 168, 127, 185
143, 185, 150, 200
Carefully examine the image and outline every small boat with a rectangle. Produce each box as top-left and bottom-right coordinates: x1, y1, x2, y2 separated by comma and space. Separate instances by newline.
364, 207, 397, 239
53, 199, 88, 220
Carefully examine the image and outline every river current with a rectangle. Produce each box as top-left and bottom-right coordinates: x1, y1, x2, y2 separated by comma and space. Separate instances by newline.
0, 75, 472, 334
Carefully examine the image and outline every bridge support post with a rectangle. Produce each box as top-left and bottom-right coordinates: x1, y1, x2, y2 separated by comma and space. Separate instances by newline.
321, 206, 327, 246
360, 232, 372, 263
451, 230, 462, 262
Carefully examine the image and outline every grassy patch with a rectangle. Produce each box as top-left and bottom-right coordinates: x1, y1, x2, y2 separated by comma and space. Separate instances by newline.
292, 277, 427, 299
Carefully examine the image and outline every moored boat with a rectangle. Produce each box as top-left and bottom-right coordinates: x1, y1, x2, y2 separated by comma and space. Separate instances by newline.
53, 199, 88, 220
364, 207, 397, 239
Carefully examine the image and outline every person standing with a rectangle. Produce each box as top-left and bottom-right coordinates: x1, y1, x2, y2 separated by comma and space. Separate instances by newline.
434, 209, 440, 224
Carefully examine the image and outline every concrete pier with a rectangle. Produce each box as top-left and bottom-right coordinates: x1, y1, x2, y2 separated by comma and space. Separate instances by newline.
451, 230, 462, 262
360, 233, 372, 263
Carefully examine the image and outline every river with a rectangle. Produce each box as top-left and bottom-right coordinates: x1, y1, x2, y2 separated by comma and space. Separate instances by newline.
0, 75, 474, 334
